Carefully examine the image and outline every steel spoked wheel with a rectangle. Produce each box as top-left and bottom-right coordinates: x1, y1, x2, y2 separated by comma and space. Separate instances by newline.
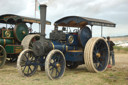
17, 49, 38, 76
84, 37, 109, 72
45, 50, 66, 80
0, 45, 7, 68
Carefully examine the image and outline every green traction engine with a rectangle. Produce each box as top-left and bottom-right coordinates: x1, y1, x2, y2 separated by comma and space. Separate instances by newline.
0, 14, 51, 68
0, 23, 28, 68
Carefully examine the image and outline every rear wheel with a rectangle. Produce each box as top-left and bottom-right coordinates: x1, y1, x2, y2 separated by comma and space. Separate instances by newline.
21, 34, 40, 49
45, 50, 66, 80
84, 37, 109, 72
0, 45, 7, 68
17, 49, 38, 76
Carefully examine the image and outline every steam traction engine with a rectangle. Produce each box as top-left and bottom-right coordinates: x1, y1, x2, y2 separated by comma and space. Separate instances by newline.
17, 4, 116, 80
0, 14, 50, 68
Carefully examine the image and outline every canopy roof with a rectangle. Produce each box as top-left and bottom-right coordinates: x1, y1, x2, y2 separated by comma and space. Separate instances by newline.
55, 16, 116, 27
0, 14, 51, 25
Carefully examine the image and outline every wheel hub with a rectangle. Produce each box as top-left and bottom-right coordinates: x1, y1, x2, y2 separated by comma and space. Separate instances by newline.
26, 61, 31, 66
56, 63, 60, 67
96, 53, 101, 58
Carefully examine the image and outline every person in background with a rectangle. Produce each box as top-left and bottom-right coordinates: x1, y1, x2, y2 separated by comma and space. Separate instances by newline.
107, 36, 115, 68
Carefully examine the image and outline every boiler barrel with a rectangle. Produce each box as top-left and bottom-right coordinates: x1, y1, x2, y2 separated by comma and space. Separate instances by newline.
0, 39, 14, 46
51, 41, 77, 52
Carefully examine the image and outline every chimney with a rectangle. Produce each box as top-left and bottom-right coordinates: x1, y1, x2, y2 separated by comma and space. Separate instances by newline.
40, 4, 47, 37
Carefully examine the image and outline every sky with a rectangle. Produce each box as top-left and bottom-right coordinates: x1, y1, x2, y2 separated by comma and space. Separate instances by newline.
0, 0, 128, 37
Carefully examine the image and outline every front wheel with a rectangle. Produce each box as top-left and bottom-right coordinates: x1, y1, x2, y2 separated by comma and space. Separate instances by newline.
45, 50, 66, 80
17, 49, 38, 76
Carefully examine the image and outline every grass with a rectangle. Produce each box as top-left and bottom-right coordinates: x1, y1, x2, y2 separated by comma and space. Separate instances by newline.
0, 63, 128, 85
0, 53, 128, 85
114, 46, 128, 53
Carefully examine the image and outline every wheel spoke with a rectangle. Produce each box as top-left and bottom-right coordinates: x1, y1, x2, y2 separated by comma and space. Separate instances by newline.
50, 63, 55, 67
29, 66, 32, 72
94, 45, 98, 52
50, 66, 54, 70
57, 55, 61, 62
59, 59, 64, 64
23, 65, 27, 72
98, 41, 102, 48
100, 47, 106, 51
99, 62, 103, 68
50, 68, 55, 76
95, 63, 98, 68
56, 68, 59, 76
30, 55, 34, 61
24, 54, 28, 61
27, 66, 30, 74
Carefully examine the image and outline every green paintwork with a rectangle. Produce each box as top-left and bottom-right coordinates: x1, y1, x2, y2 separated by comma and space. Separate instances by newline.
0, 39, 13, 46
14, 23, 29, 42
5, 45, 23, 54
2, 29, 14, 38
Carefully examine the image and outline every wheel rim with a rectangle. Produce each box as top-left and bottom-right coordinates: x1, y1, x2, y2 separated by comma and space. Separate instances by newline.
29, 36, 39, 49
45, 50, 66, 80
93, 39, 108, 71
17, 49, 38, 76
21, 34, 40, 49
0, 46, 6, 68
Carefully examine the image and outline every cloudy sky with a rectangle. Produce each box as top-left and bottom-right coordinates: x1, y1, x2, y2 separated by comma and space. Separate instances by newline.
0, 0, 128, 37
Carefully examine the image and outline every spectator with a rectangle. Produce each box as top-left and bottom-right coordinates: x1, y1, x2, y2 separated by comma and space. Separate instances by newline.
107, 36, 115, 68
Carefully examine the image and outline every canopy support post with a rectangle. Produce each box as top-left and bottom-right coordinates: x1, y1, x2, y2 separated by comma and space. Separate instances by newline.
6, 24, 7, 29
91, 25, 93, 31
39, 23, 41, 33
101, 25, 103, 37
29, 23, 33, 33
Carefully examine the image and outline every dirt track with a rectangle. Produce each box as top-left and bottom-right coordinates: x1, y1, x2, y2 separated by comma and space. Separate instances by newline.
111, 37, 128, 42
115, 53, 128, 68
0, 53, 128, 85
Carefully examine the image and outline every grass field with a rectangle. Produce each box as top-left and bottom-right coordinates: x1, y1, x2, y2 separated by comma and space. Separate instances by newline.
114, 46, 128, 52
0, 52, 128, 85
